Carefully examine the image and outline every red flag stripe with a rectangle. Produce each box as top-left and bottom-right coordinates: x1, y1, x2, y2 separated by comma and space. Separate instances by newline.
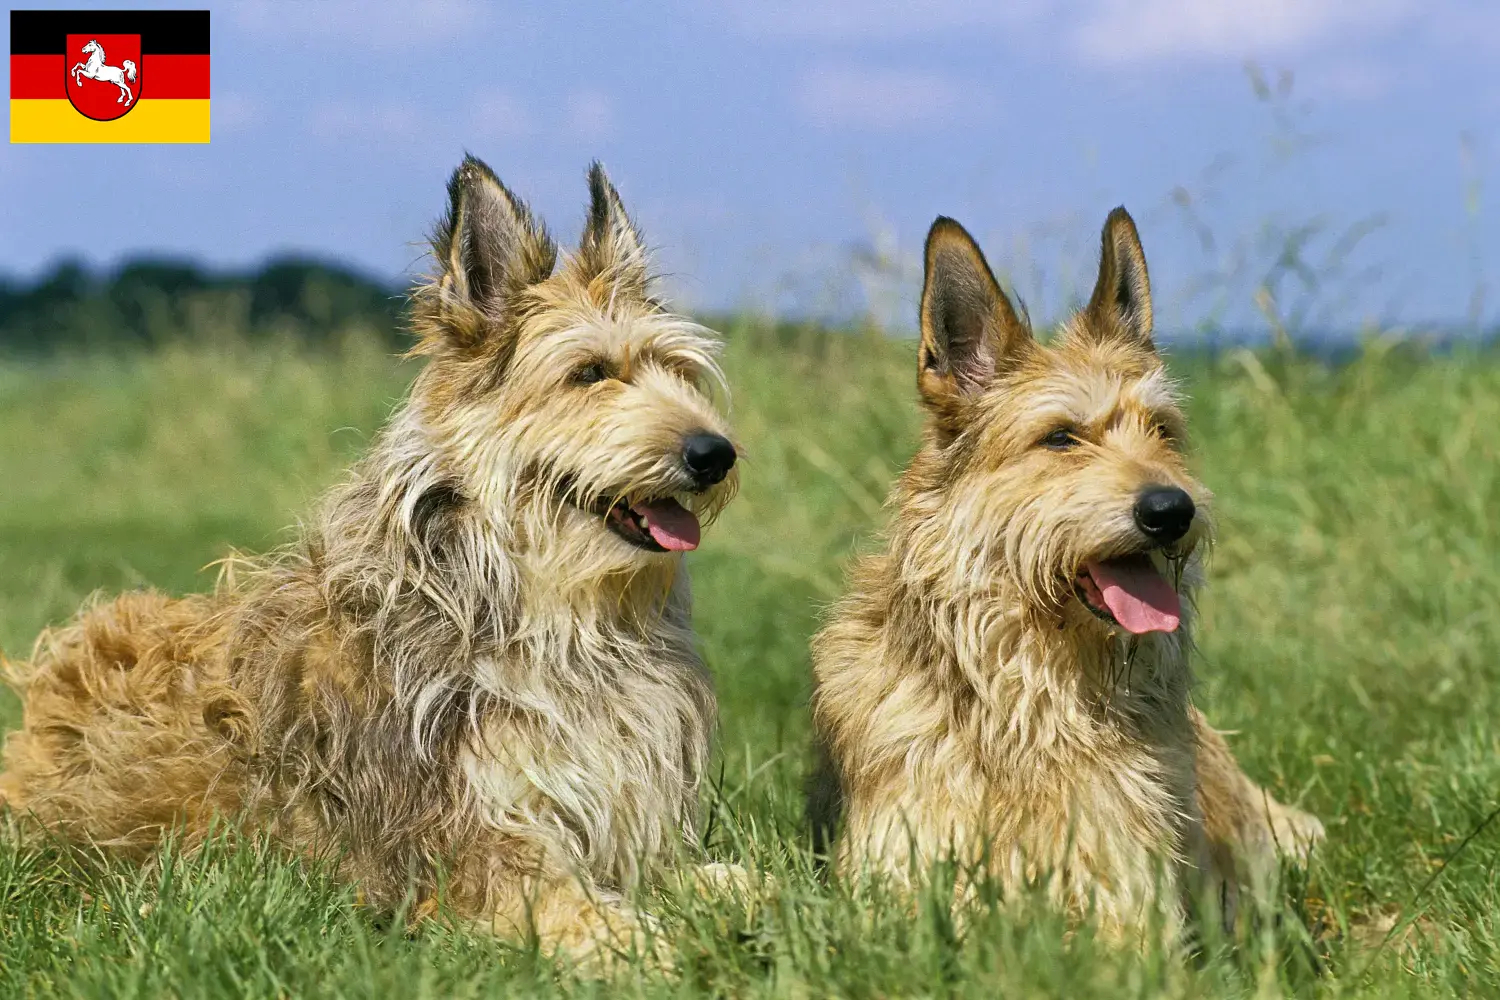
9, 54, 210, 99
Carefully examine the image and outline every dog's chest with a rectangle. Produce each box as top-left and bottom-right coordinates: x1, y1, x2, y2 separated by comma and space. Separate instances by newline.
969, 642, 1197, 843
460, 650, 713, 881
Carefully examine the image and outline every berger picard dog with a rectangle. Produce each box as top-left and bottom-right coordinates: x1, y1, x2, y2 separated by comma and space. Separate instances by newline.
1, 156, 740, 966
810, 209, 1324, 943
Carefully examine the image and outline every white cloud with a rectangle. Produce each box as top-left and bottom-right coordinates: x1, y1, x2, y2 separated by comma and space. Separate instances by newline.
1425, 3, 1500, 55
467, 88, 533, 138
307, 98, 426, 142
1072, 0, 1417, 64
212, 93, 264, 135
721, 0, 1043, 40
466, 89, 614, 142
301, 88, 616, 147
721, 0, 1451, 68
1300, 61, 1390, 101
231, 0, 488, 50
565, 89, 616, 140
796, 67, 974, 129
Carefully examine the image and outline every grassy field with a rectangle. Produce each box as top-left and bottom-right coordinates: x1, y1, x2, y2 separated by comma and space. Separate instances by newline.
0, 325, 1498, 997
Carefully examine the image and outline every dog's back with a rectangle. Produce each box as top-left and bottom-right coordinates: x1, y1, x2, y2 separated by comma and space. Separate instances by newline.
1, 590, 249, 848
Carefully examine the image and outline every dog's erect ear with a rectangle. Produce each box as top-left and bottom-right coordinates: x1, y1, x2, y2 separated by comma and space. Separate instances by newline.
918, 217, 1031, 422
420, 154, 556, 353
575, 162, 649, 297
1083, 207, 1153, 349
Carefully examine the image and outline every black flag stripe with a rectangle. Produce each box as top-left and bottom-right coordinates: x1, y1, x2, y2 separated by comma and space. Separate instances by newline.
9, 10, 210, 55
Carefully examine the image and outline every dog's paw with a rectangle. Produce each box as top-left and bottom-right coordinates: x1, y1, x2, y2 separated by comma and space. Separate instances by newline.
1266, 802, 1325, 862
687, 861, 770, 896
554, 902, 675, 975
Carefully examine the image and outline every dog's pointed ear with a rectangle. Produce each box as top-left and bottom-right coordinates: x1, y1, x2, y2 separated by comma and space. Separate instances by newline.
918, 217, 1031, 423
418, 154, 557, 354
575, 161, 649, 297
1083, 207, 1153, 349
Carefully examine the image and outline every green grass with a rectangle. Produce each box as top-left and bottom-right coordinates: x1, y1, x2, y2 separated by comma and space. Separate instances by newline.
1, 327, 1498, 997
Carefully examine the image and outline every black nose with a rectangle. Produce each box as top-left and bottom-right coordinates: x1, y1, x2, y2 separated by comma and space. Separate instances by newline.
682, 432, 736, 487
1133, 486, 1195, 544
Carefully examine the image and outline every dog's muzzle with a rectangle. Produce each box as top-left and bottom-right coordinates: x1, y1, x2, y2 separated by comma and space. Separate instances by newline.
681, 431, 736, 489
1132, 486, 1195, 545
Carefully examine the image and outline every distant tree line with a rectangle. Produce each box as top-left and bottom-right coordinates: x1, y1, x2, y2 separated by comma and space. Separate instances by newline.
0, 258, 411, 352
3, 258, 1491, 360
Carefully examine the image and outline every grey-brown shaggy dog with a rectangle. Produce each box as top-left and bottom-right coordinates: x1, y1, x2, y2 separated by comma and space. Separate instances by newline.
1, 155, 740, 965
810, 209, 1324, 945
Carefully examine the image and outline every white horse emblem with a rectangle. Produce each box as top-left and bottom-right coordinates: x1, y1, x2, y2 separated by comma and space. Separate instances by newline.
71, 39, 137, 107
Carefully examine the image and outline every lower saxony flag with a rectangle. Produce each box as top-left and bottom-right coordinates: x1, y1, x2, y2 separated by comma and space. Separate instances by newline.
10, 9, 210, 143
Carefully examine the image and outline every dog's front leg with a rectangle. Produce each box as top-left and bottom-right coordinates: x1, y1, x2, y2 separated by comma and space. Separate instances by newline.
482, 873, 669, 971
673, 860, 775, 900
1179, 808, 1240, 943
1192, 706, 1324, 896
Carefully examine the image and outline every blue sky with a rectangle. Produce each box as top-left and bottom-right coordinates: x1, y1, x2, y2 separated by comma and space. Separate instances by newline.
3, 0, 1498, 334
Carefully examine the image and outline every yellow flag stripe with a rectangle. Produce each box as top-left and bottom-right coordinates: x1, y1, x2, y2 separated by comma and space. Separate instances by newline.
10, 99, 210, 144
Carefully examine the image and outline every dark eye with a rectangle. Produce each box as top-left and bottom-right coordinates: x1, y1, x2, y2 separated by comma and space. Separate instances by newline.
1153, 422, 1174, 441
1042, 428, 1079, 450
572, 361, 609, 385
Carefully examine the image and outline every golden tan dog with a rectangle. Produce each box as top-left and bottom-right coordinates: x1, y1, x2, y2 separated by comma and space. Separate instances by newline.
1, 155, 741, 965
809, 209, 1323, 943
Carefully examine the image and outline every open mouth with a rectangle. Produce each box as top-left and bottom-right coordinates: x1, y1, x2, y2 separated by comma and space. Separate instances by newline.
1073, 553, 1182, 634
590, 495, 702, 553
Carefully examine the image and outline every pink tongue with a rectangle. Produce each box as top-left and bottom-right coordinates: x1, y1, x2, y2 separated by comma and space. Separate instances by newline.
631, 499, 701, 552
1085, 555, 1181, 634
